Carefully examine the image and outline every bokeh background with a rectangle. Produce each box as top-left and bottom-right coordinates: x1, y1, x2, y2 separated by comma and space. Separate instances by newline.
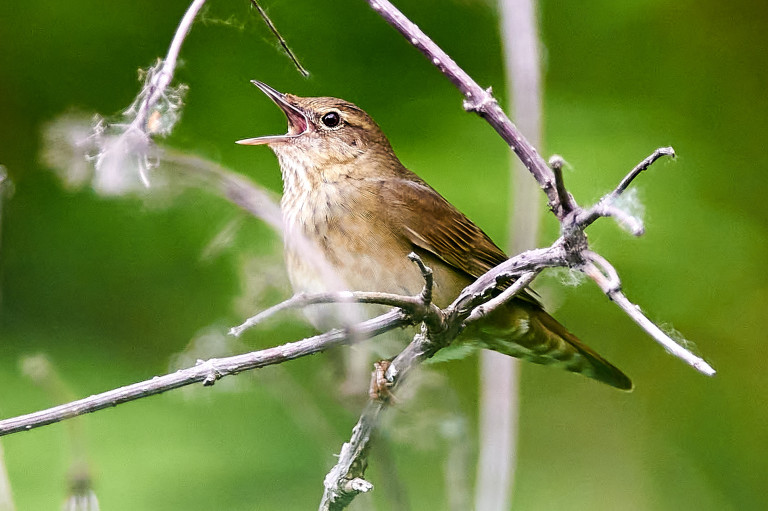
1, 0, 766, 509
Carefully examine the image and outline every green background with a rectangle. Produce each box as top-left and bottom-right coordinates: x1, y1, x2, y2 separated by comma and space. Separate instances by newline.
1, 0, 766, 509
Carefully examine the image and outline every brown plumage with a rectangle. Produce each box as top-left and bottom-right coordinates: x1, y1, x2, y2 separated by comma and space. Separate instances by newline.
238, 81, 632, 391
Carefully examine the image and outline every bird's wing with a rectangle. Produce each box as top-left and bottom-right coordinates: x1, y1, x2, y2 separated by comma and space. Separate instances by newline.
371, 175, 631, 391
375, 176, 540, 305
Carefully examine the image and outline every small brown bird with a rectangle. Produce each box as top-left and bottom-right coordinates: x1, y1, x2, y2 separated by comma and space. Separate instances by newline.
238, 81, 632, 390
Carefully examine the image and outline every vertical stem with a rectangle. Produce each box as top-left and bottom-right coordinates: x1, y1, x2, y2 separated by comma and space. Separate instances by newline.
476, 1, 542, 510
139, 0, 208, 126
0, 442, 15, 511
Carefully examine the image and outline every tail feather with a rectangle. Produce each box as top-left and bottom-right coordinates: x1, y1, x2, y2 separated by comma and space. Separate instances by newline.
467, 301, 633, 391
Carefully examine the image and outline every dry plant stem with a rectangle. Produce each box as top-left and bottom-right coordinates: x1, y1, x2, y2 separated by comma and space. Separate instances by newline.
574, 147, 676, 229
136, 0, 206, 129
477, 1, 544, 506
614, 146, 676, 196
0, 310, 409, 437
101, 0, 207, 187
582, 252, 715, 375
249, 0, 309, 77
549, 156, 577, 215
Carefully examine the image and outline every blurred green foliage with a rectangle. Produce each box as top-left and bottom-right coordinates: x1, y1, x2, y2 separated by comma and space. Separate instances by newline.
1, 0, 766, 509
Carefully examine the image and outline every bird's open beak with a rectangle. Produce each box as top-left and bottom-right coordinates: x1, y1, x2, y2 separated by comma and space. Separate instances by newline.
236, 80, 310, 146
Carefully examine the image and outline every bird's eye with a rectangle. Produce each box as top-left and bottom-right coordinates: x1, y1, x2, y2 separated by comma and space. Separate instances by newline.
321, 111, 341, 128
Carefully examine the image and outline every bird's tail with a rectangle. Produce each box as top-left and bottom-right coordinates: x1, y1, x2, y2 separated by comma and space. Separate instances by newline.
466, 301, 633, 391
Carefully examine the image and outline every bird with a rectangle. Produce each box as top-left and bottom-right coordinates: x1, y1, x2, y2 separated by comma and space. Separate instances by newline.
237, 80, 632, 391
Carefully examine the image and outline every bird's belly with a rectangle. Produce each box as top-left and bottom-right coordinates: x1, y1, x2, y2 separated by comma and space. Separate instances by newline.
285, 230, 468, 312
281, 183, 469, 329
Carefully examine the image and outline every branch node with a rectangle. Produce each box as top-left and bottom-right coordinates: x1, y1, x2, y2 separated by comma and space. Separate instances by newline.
582, 251, 622, 296
550, 154, 578, 216
342, 478, 373, 494
369, 360, 394, 402
407, 252, 434, 307
462, 87, 497, 113
196, 359, 221, 386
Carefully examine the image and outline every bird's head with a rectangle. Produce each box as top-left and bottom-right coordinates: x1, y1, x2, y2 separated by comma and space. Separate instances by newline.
237, 81, 394, 168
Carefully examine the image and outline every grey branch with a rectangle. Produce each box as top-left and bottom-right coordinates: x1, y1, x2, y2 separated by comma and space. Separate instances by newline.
0, 310, 409, 437
231, 288, 438, 338
365, 0, 561, 213
581, 251, 714, 376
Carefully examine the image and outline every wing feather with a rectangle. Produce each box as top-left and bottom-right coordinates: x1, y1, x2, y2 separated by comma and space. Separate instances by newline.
373, 176, 539, 305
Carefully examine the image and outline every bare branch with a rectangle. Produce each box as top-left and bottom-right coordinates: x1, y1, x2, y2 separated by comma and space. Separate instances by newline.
549, 155, 575, 215
364, 0, 561, 212
575, 147, 676, 230
136, 0, 206, 132
464, 271, 538, 325
230, 289, 434, 337
581, 252, 715, 376
320, 329, 437, 510
613, 146, 676, 197
0, 310, 409, 437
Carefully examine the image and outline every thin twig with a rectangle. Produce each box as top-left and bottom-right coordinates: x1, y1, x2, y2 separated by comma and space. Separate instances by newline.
581, 252, 715, 375
249, 0, 310, 77
230, 289, 436, 337
575, 147, 676, 230
613, 146, 675, 197
139, 0, 207, 129
319, 330, 437, 510
549, 155, 576, 215
464, 271, 539, 325
95, 0, 207, 187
